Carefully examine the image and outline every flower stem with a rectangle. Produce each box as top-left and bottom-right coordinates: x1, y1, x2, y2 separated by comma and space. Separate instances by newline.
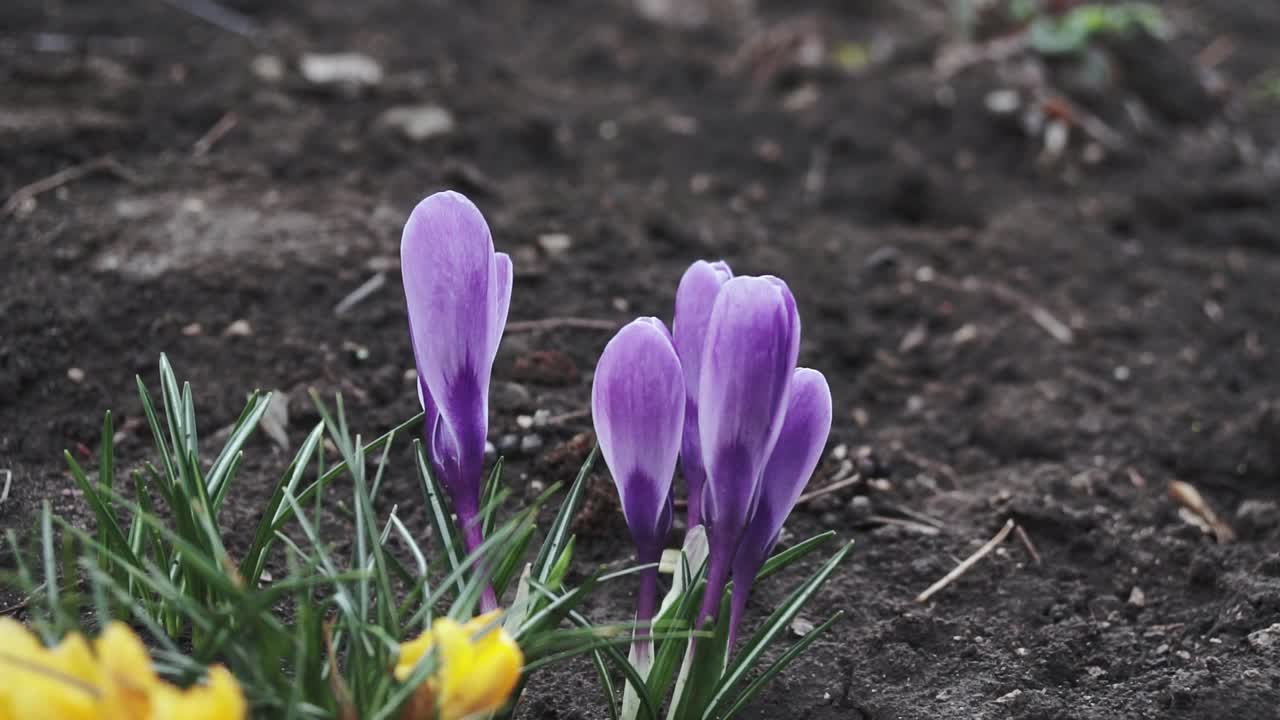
696, 553, 730, 629
462, 515, 497, 612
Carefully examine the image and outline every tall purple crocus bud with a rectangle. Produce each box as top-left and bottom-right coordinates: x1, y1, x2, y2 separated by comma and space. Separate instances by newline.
672, 260, 733, 530
401, 191, 511, 610
592, 317, 685, 653
728, 368, 831, 645
696, 276, 800, 626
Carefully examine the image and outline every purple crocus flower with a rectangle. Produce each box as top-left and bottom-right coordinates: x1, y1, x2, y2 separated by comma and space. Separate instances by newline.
696, 275, 800, 626
728, 368, 831, 644
672, 260, 733, 530
592, 317, 685, 651
401, 190, 511, 609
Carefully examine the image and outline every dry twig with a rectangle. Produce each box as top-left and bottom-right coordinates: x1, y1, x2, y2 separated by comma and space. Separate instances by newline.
1015, 524, 1042, 565
1168, 480, 1234, 543
333, 273, 386, 317
545, 408, 591, 426
923, 270, 1076, 345
797, 474, 862, 505
3, 156, 142, 216
897, 447, 960, 488
192, 111, 239, 157
507, 317, 618, 333
866, 515, 941, 536
159, 0, 260, 38
915, 519, 1016, 603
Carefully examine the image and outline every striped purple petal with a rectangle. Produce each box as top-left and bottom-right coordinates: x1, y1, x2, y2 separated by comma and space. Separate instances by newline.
401, 191, 511, 560
728, 368, 832, 644
696, 275, 800, 623
672, 260, 733, 530
593, 317, 685, 558
593, 317, 685, 632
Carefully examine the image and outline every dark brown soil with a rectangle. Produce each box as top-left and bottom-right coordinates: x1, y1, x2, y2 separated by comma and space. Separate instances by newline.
4, 1, 1280, 718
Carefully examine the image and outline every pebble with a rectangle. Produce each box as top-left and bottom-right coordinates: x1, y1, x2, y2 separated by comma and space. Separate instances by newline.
1248, 623, 1280, 654
520, 434, 543, 453
848, 495, 872, 522
1128, 586, 1146, 608
67, 367, 85, 383
251, 54, 285, 82
378, 105, 455, 142
1236, 500, 1280, 540
532, 409, 551, 428
516, 415, 535, 430
181, 322, 203, 336
830, 443, 849, 461
985, 89, 1022, 115
484, 441, 497, 459
497, 434, 520, 453
790, 617, 815, 637
223, 319, 253, 337
299, 52, 383, 87
537, 233, 572, 255
491, 381, 532, 410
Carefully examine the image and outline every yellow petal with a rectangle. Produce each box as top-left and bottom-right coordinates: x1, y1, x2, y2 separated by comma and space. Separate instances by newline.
461, 610, 503, 635
95, 622, 161, 717
396, 612, 524, 720
435, 618, 523, 720
394, 629, 437, 682
4, 631, 100, 720
152, 665, 247, 720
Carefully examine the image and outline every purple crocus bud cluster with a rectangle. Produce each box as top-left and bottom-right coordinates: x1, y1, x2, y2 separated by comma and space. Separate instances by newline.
397, 189, 830, 638
594, 259, 832, 645
401, 191, 511, 610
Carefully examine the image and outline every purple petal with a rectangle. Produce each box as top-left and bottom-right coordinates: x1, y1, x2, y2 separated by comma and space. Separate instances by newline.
401, 191, 506, 525
672, 260, 733, 529
592, 317, 685, 556
698, 275, 800, 548
728, 368, 832, 642
489, 252, 512, 362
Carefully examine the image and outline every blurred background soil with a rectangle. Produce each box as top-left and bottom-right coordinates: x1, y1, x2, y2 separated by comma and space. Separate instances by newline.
2, 0, 1280, 717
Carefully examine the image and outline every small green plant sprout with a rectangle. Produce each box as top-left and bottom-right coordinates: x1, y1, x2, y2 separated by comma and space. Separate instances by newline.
1012, 1, 1169, 55
1, 355, 640, 719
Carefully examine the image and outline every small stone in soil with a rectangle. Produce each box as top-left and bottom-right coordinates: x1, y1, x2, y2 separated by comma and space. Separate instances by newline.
520, 434, 543, 453
848, 495, 872, 522
498, 434, 520, 453
516, 414, 534, 430
1248, 624, 1280, 654
67, 367, 85, 383
484, 441, 497, 460
1235, 500, 1279, 540
181, 322, 203, 336
299, 52, 383, 87
378, 105, 455, 142
537, 233, 572, 255
790, 617, 815, 637
251, 54, 285, 82
532, 409, 551, 427
223, 319, 253, 337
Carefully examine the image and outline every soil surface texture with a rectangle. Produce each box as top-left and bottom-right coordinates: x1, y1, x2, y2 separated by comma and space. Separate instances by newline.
3, 1, 1280, 718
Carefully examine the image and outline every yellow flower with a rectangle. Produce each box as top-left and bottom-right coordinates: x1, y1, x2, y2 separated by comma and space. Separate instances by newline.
0, 620, 246, 720
395, 610, 524, 720
1, 620, 100, 720
151, 666, 247, 720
